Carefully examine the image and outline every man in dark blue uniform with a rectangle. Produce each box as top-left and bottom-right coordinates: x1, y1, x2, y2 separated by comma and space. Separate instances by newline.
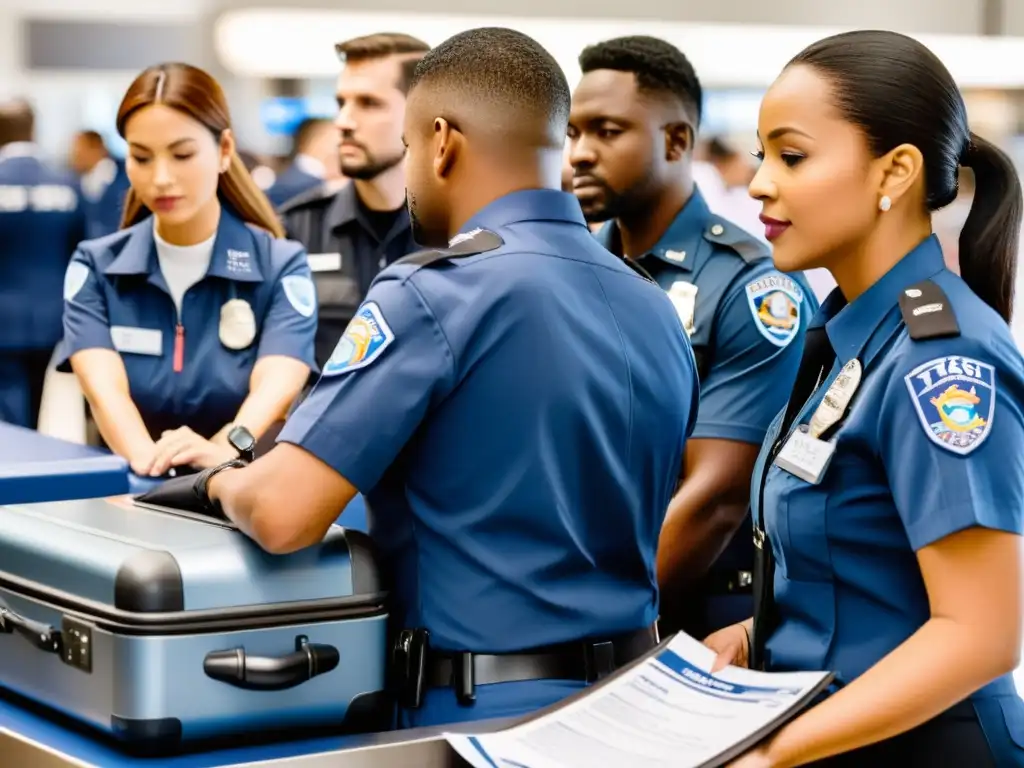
69, 129, 130, 239
280, 33, 428, 367
567, 36, 818, 639
0, 100, 86, 428
199, 27, 699, 728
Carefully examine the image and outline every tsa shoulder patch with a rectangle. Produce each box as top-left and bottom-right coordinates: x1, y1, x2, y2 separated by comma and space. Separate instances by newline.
322, 301, 394, 376
744, 274, 803, 347
281, 274, 316, 318
904, 355, 996, 456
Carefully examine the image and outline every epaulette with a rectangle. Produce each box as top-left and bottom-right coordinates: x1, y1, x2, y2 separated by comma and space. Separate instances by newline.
702, 214, 770, 264
277, 183, 335, 214
898, 279, 960, 340
394, 228, 504, 268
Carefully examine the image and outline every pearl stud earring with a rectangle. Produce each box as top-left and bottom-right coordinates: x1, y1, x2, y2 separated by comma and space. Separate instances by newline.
879, 195, 892, 212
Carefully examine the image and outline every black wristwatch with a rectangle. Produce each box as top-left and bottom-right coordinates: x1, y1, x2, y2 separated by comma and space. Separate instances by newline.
227, 425, 256, 464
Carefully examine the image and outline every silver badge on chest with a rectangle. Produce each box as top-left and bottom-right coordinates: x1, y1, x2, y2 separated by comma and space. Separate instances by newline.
219, 298, 257, 350
667, 280, 698, 336
808, 359, 863, 439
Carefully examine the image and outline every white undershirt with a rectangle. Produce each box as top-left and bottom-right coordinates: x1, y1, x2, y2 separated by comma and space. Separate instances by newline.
153, 223, 215, 317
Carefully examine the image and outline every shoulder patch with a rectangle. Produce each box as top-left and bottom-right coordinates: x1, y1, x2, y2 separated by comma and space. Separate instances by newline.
703, 216, 770, 263
322, 301, 394, 376
904, 355, 995, 456
744, 274, 803, 347
63, 261, 90, 301
281, 274, 316, 318
395, 228, 504, 269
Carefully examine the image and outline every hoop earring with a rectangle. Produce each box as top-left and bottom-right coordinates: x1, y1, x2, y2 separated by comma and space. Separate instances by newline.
879, 195, 892, 212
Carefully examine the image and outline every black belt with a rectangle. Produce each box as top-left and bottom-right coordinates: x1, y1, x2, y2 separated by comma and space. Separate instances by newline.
422, 626, 658, 706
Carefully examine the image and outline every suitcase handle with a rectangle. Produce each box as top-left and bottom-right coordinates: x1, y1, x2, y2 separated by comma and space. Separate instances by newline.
203, 635, 340, 691
0, 607, 62, 655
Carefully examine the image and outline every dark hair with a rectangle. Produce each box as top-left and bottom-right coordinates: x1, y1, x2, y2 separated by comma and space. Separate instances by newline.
116, 62, 284, 238
408, 27, 571, 131
0, 99, 34, 145
706, 136, 737, 162
76, 130, 107, 149
291, 117, 331, 157
335, 32, 430, 95
578, 36, 703, 125
790, 30, 1022, 322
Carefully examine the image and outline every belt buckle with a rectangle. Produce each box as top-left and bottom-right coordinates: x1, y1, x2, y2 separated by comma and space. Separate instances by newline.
583, 640, 616, 683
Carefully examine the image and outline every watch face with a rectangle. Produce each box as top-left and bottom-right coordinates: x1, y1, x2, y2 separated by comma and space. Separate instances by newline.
229, 426, 255, 452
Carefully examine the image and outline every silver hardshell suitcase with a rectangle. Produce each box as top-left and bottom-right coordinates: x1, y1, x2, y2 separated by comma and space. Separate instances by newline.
0, 496, 390, 753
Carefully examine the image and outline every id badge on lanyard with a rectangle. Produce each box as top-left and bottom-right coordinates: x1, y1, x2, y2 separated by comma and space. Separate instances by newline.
773, 359, 862, 485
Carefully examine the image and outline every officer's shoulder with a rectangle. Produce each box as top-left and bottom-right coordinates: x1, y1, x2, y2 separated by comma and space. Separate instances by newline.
891, 272, 1023, 377
389, 228, 507, 280
701, 214, 770, 264
245, 223, 308, 274
75, 223, 139, 264
277, 183, 337, 216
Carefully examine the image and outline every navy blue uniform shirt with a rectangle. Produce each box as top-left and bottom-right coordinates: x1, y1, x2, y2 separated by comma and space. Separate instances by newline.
80, 157, 130, 240
0, 142, 86, 351
57, 208, 318, 440
597, 189, 818, 446
753, 235, 1024, 749
279, 189, 699, 652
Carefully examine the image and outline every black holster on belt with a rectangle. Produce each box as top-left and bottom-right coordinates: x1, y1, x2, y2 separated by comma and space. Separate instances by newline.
391, 628, 430, 710
750, 326, 835, 670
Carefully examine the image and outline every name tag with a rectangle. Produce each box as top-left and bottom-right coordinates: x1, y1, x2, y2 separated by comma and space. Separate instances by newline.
774, 427, 836, 485
110, 326, 162, 357
307, 253, 342, 273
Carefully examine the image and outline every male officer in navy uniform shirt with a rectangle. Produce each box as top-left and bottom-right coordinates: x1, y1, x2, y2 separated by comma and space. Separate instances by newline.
192, 27, 699, 728
280, 33, 429, 367
568, 36, 818, 639
0, 100, 86, 428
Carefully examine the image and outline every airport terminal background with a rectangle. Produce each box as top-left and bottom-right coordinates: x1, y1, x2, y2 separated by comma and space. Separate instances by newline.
3, 0, 1024, 762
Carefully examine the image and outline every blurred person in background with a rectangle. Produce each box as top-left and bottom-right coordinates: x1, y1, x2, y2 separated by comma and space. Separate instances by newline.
568, 35, 817, 642
0, 99, 86, 429
57, 63, 316, 478
281, 32, 428, 367
694, 136, 760, 237
69, 129, 130, 239
266, 117, 342, 207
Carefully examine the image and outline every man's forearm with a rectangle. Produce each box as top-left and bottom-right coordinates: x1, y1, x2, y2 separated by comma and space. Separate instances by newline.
657, 486, 748, 589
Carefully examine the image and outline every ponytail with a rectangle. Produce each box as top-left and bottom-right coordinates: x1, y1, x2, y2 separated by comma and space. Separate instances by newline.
957, 132, 1023, 323
119, 150, 285, 239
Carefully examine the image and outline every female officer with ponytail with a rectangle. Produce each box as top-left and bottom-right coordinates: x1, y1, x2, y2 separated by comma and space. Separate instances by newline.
704, 30, 1024, 767
58, 63, 317, 479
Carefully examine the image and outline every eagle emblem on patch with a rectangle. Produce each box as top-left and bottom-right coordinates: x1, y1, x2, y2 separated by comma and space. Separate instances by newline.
904, 355, 995, 455
745, 275, 803, 347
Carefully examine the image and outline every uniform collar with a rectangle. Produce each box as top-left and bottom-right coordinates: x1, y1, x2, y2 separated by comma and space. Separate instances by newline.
327, 182, 412, 236
817, 234, 946, 366
460, 189, 588, 234
594, 188, 712, 273
104, 207, 265, 283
